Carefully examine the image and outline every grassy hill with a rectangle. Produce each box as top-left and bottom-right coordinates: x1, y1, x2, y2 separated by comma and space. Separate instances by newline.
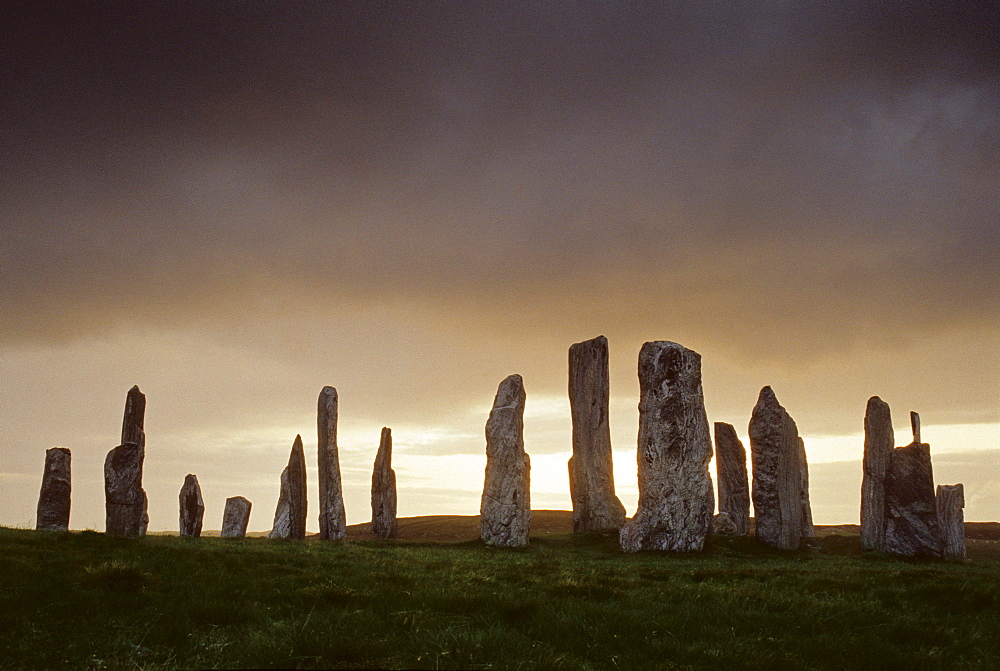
2, 514, 999, 669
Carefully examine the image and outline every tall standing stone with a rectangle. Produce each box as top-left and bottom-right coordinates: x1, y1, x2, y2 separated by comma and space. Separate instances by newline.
179, 473, 205, 537
714, 423, 749, 535
620, 342, 714, 553
749, 386, 806, 550
480, 374, 531, 548
936, 484, 966, 560
318, 386, 347, 541
269, 435, 307, 540
113, 385, 148, 535
221, 496, 252, 538
36, 447, 71, 531
884, 440, 942, 557
860, 396, 894, 552
371, 427, 398, 538
568, 336, 626, 532
798, 437, 815, 538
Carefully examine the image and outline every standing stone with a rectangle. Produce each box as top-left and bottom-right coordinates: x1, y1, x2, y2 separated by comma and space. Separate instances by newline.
884, 440, 942, 557
714, 422, 750, 535
36, 447, 71, 531
749, 386, 806, 550
568, 336, 626, 532
480, 374, 531, 548
104, 442, 145, 537
861, 396, 894, 552
317, 386, 347, 541
910, 411, 921, 444
221, 496, 252, 538
113, 385, 148, 535
798, 437, 815, 538
936, 484, 966, 560
371, 427, 398, 539
268, 435, 308, 539
178, 473, 205, 537
620, 342, 714, 553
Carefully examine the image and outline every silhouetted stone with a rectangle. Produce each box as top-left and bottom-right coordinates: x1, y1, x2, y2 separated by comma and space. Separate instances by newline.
480, 374, 531, 548
371, 427, 398, 539
620, 342, 714, 553
714, 422, 749, 535
884, 441, 941, 557
799, 437, 815, 538
221, 496, 252, 538
861, 396, 893, 552
269, 435, 307, 540
121, 385, 146, 447
179, 473, 205, 537
317, 386, 346, 540
749, 386, 805, 550
36, 447, 71, 531
568, 336, 626, 532
104, 442, 145, 537
910, 411, 921, 444
112, 385, 148, 536
711, 512, 737, 535
936, 484, 966, 560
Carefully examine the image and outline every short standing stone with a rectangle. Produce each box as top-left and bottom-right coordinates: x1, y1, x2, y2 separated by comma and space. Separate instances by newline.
221, 496, 252, 538
568, 336, 626, 532
714, 422, 750, 535
620, 342, 714, 553
269, 435, 308, 540
711, 512, 738, 535
36, 447, 71, 531
179, 473, 205, 537
936, 483, 966, 560
371, 427, 398, 539
318, 386, 347, 540
798, 437, 815, 538
861, 396, 893, 552
480, 374, 531, 548
104, 442, 145, 537
749, 386, 805, 550
884, 441, 942, 557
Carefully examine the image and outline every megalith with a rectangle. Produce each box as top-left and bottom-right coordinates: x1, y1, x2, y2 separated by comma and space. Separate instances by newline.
317, 386, 347, 540
371, 427, 398, 539
860, 396, 894, 552
36, 447, 71, 531
104, 385, 149, 536
179, 473, 205, 537
620, 341, 714, 553
714, 422, 749, 535
568, 336, 626, 532
269, 435, 307, 539
936, 484, 966, 560
884, 437, 942, 558
480, 374, 531, 548
798, 437, 815, 538
221, 496, 252, 538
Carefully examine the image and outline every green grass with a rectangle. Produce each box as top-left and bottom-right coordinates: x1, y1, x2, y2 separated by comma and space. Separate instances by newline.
1, 528, 999, 669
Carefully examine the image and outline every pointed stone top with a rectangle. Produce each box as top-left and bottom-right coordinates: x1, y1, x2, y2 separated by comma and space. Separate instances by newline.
495, 374, 525, 404
292, 434, 303, 449
757, 385, 778, 404
910, 411, 921, 443
129, 384, 142, 393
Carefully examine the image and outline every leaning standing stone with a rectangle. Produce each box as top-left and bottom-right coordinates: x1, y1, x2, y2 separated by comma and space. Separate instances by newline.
714, 422, 750, 535
36, 447, 71, 531
179, 473, 205, 537
620, 342, 714, 553
936, 484, 966, 560
861, 396, 894, 552
268, 435, 308, 540
884, 440, 942, 557
480, 374, 531, 548
318, 386, 347, 540
371, 427, 398, 539
221, 496, 252, 538
749, 386, 804, 550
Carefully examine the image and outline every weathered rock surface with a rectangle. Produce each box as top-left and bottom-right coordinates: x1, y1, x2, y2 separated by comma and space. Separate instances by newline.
371, 427, 398, 539
179, 473, 205, 537
714, 422, 749, 535
884, 441, 942, 557
317, 386, 347, 540
104, 442, 145, 537
910, 411, 921, 444
620, 342, 714, 553
798, 437, 815, 538
749, 386, 806, 550
221, 496, 252, 538
711, 512, 738, 535
568, 336, 626, 532
480, 374, 531, 548
36, 447, 71, 531
936, 484, 966, 560
269, 435, 308, 540
861, 396, 894, 552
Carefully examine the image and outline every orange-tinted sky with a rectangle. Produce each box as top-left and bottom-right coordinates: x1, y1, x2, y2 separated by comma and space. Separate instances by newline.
2, 2, 998, 531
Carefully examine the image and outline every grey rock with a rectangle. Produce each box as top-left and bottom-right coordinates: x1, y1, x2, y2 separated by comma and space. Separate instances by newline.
104, 442, 145, 537
36, 447, 71, 531
268, 435, 308, 540
318, 386, 347, 540
179, 473, 205, 537
221, 496, 252, 538
936, 483, 966, 560
568, 336, 626, 532
884, 441, 942, 557
714, 422, 750, 535
749, 386, 805, 550
910, 411, 921, 444
799, 437, 815, 538
711, 512, 738, 535
371, 427, 398, 539
480, 374, 531, 548
861, 396, 893, 552
620, 342, 714, 553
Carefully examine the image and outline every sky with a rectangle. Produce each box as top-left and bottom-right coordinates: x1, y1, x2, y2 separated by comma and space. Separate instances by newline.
2, 1, 998, 532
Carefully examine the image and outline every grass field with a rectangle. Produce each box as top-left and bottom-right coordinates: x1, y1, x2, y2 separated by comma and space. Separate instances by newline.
2, 512, 999, 670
